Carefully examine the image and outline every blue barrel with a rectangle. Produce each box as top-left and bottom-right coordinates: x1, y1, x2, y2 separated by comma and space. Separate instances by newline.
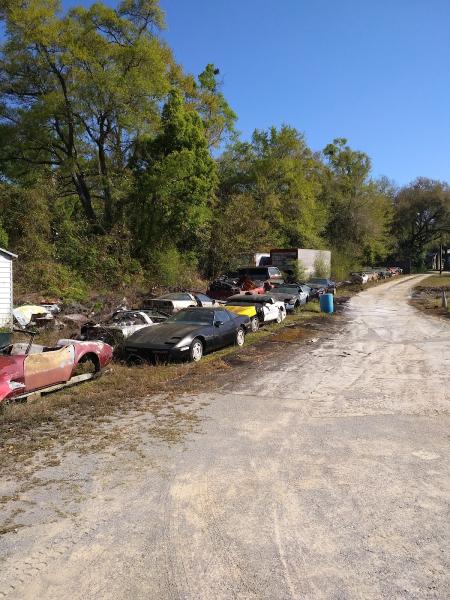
319, 293, 334, 313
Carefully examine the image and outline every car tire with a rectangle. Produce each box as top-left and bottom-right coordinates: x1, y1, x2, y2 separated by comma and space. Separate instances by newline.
235, 327, 245, 347
126, 353, 145, 367
189, 338, 203, 362
294, 301, 300, 311
250, 316, 259, 332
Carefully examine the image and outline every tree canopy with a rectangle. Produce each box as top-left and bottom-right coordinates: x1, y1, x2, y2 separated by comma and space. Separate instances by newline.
0, 0, 444, 299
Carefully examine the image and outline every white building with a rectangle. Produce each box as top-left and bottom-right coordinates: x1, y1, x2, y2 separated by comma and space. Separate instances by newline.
0, 247, 17, 330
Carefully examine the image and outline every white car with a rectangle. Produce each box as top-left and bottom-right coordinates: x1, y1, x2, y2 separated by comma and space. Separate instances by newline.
225, 294, 286, 325
79, 310, 167, 345
144, 292, 215, 314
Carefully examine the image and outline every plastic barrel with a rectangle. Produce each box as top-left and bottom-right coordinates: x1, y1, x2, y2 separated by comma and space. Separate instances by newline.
319, 293, 334, 313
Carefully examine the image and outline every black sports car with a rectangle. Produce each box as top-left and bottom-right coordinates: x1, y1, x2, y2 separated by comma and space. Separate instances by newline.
123, 307, 250, 363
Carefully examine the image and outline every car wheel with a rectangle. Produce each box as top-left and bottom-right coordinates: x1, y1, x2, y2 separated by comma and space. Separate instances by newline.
294, 301, 300, 311
235, 327, 245, 346
276, 309, 283, 324
250, 316, 259, 332
189, 338, 203, 362
126, 353, 145, 367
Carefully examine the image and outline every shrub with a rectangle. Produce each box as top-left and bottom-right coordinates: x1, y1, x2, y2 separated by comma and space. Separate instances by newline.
314, 252, 331, 278
150, 247, 200, 288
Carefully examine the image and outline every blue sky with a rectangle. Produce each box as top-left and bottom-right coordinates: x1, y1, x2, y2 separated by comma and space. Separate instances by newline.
62, 1, 450, 184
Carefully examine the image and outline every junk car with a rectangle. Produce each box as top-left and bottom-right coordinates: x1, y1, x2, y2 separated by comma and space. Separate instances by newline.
0, 333, 112, 403
78, 309, 167, 346
207, 278, 242, 300
350, 272, 369, 285
307, 277, 336, 295
266, 284, 309, 311
123, 307, 249, 364
143, 292, 215, 315
223, 303, 260, 332
225, 294, 286, 325
236, 266, 284, 285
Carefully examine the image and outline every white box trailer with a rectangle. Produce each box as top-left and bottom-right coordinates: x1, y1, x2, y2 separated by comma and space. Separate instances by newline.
0, 248, 17, 342
270, 248, 331, 277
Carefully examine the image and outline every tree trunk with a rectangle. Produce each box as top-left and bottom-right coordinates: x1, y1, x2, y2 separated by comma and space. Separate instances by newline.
72, 171, 98, 226
98, 142, 113, 230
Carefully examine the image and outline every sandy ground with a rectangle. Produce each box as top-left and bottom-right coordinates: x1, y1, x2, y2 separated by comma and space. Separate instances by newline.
1, 275, 449, 599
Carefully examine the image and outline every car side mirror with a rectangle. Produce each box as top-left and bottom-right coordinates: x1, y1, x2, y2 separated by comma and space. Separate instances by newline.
214, 320, 223, 327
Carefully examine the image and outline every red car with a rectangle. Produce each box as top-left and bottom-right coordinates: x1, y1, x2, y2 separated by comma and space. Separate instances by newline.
0, 337, 113, 403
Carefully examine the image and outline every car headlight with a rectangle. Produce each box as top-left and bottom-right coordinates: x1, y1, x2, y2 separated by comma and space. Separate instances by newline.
174, 338, 190, 351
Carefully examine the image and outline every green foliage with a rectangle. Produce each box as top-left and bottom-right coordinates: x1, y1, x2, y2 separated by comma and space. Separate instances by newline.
0, 0, 433, 297
321, 139, 393, 266
149, 247, 200, 287
330, 249, 360, 281
0, 0, 172, 228
314, 253, 330, 278
289, 260, 307, 283
0, 220, 8, 248
15, 260, 88, 302
130, 89, 218, 259
391, 177, 450, 271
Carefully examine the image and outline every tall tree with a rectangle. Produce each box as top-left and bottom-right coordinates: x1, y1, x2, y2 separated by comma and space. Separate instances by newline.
321, 138, 393, 265
130, 89, 218, 261
0, 0, 173, 228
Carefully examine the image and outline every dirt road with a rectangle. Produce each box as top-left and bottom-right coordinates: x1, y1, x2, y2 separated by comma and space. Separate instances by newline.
1, 275, 449, 599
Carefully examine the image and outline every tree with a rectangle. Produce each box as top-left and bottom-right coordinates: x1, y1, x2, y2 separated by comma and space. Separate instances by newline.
0, 0, 172, 228
129, 89, 218, 262
392, 177, 450, 271
321, 138, 393, 267
192, 64, 237, 148
217, 125, 326, 247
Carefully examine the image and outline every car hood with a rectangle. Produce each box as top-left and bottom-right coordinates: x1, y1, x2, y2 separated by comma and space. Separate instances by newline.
225, 305, 257, 317
126, 322, 204, 346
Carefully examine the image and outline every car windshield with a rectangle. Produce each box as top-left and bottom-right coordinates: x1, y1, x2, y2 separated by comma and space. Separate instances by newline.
308, 278, 328, 285
167, 310, 214, 325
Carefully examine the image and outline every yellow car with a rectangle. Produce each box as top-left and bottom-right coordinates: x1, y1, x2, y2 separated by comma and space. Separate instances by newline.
225, 304, 259, 332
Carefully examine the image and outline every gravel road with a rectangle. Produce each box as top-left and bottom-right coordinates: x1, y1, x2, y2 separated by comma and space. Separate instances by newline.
1, 275, 449, 599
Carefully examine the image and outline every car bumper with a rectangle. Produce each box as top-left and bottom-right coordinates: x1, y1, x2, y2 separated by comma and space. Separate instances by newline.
123, 345, 189, 362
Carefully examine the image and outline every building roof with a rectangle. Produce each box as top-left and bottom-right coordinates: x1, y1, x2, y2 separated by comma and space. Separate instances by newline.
0, 247, 18, 259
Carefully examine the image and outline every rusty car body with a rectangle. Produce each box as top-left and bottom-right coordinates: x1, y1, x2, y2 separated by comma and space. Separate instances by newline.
0, 336, 113, 403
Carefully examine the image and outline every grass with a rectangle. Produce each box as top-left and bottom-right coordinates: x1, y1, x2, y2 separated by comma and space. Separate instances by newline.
414, 273, 450, 290
410, 273, 450, 319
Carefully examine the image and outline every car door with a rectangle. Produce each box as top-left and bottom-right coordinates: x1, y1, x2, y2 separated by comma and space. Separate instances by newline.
213, 310, 236, 348
24, 345, 75, 391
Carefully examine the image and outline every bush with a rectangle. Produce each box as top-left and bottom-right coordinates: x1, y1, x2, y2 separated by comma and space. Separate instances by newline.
283, 260, 307, 283
330, 250, 361, 281
150, 247, 201, 288
314, 252, 331, 278
15, 260, 88, 302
